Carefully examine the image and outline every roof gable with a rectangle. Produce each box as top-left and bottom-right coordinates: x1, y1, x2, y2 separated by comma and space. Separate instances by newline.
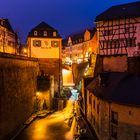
0, 18, 14, 33
33, 21, 56, 31
28, 21, 61, 38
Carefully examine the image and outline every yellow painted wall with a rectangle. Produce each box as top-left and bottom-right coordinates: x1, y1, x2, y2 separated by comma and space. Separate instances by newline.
28, 37, 62, 58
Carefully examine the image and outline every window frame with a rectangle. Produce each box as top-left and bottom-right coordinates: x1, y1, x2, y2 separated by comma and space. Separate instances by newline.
33, 40, 41, 47
34, 31, 38, 36
111, 111, 118, 125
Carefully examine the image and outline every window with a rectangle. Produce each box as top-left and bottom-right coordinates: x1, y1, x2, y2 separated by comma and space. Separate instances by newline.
124, 27, 130, 33
111, 125, 117, 139
51, 41, 59, 47
89, 95, 92, 104
33, 40, 41, 47
104, 30, 113, 36
93, 100, 95, 109
44, 31, 47, 36
127, 38, 136, 47
93, 116, 95, 125
135, 133, 140, 140
97, 104, 99, 114
53, 32, 56, 37
111, 111, 118, 124
34, 31, 38, 36
138, 43, 140, 50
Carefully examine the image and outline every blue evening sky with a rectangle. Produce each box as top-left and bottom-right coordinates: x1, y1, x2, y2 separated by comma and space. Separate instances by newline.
0, 0, 138, 42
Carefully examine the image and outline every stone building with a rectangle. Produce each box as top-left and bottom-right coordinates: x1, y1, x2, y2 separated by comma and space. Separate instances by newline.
0, 18, 18, 54
86, 72, 140, 140
27, 21, 62, 94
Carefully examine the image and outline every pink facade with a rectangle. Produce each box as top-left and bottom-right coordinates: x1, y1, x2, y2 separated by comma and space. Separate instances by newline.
96, 17, 140, 57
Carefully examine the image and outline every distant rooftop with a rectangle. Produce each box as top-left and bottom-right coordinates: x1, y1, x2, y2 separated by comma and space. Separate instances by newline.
0, 18, 14, 33
95, 1, 140, 22
62, 27, 96, 46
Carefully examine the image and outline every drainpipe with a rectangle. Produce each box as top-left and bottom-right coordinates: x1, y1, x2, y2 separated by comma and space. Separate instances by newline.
109, 102, 111, 140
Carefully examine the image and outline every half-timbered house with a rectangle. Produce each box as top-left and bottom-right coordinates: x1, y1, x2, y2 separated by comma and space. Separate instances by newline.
95, 1, 140, 57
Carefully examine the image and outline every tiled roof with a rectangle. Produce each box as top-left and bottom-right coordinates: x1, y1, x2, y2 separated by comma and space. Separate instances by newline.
87, 28, 96, 39
28, 21, 61, 38
0, 18, 14, 33
71, 31, 85, 45
63, 27, 96, 46
87, 72, 140, 106
95, 1, 140, 22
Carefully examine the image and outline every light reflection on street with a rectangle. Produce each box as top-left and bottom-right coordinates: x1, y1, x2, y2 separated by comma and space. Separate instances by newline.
14, 99, 76, 140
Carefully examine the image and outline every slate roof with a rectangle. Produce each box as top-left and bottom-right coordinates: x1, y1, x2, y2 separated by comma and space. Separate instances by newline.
28, 21, 61, 38
0, 18, 14, 33
71, 31, 85, 45
87, 72, 140, 106
95, 1, 140, 22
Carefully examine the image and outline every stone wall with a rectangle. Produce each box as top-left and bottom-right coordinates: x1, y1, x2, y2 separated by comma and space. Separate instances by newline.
38, 58, 62, 95
0, 53, 39, 140
103, 55, 127, 72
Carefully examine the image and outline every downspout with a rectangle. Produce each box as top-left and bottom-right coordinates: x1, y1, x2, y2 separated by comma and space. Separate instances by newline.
109, 102, 111, 140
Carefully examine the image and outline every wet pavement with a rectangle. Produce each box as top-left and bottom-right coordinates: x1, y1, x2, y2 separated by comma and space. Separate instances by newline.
14, 100, 75, 140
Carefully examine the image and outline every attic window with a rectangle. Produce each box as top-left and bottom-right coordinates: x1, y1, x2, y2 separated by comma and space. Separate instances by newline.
53, 32, 56, 37
44, 31, 47, 36
34, 31, 38, 36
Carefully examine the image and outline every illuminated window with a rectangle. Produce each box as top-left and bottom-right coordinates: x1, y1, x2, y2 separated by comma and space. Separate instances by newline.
53, 32, 56, 37
34, 31, 38, 36
1, 20, 3, 25
44, 31, 47, 36
33, 40, 41, 47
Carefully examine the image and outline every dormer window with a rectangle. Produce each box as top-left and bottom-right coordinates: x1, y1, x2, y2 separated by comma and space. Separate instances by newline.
44, 31, 47, 36
53, 32, 56, 37
34, 31, 38, 36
